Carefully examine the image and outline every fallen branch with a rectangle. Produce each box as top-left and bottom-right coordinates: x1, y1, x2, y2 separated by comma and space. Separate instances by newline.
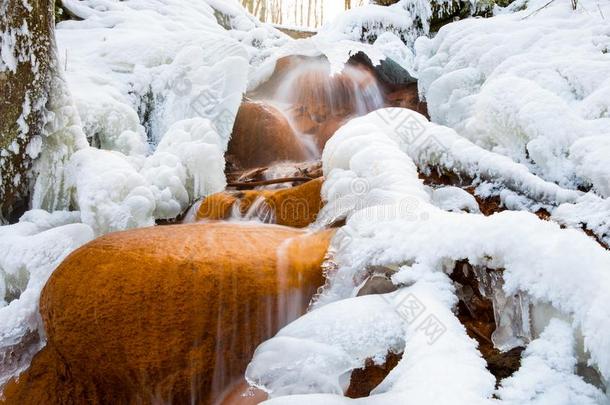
227, 177, 313, 189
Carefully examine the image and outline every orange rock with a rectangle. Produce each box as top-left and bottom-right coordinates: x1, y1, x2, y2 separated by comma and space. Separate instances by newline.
196, 178, 324, 228
227, 101, 309, 170
1, 223, 334, 405
214, 379, 268, 405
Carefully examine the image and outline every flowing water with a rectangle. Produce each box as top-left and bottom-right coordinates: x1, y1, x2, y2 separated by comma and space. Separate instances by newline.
204, 59, 387, 404
255, 58, 385, 160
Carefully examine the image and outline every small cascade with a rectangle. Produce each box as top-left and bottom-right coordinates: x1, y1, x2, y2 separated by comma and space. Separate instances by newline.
267, 58, 385, 151
272, 59, 385, 118
227, 56, 388, 171
228, 196, 276, 224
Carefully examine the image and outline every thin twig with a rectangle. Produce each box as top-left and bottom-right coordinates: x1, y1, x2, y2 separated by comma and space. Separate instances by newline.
227, 177, 313, 188
521, 0, 556, 19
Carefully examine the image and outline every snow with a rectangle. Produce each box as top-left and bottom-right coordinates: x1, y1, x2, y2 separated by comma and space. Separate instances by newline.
254, 270, 495, 404
416, 0, 610, 193
569, 136, 610, 198
496, 319, 605, 405
431, 186, 480, 213
318, 0, 489, 47
255, 108, 610, 402
553, 193, 610, 246
319, 3, 417, 45
142, 118, 227, 219
67, 147, 156, 235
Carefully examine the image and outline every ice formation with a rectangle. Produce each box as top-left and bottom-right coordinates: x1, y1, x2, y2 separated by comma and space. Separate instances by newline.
0, 211, 94, 386
26, 0, 290, 229
496, 319, 605, 405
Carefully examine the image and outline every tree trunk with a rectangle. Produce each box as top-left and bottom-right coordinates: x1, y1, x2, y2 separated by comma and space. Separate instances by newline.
0, 0, 54, 222
307, 0, 312, 26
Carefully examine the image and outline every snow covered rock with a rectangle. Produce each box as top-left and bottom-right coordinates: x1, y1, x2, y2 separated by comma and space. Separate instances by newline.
416, 0, 610, 192
251, 108, 610, 403
251, 271, 495, 404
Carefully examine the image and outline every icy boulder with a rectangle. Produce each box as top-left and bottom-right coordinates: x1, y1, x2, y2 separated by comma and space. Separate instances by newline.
250, 271, 495, 404
246, 292, 407, 397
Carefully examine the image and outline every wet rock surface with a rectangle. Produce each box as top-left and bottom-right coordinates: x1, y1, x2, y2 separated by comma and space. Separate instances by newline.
196, 177, 324, 228
227, 101, 309, 170
1, 223, 334, 404
346, 352, 402, 398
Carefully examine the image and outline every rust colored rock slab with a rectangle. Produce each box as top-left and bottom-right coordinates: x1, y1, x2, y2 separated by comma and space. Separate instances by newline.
197, 178, 324, 228
2, 223, 334, 405
227, 101, 309, 170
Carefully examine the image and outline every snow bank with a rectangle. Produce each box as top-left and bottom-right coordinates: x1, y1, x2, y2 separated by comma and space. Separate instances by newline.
416, 0, 610, 193
57, 0, 281, 149
251, 109, 610, 402
49, 0, 276, 225
0, 211, 94, 386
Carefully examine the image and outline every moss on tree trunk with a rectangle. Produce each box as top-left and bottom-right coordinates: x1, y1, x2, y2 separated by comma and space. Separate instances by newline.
0, 0, 54, 222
